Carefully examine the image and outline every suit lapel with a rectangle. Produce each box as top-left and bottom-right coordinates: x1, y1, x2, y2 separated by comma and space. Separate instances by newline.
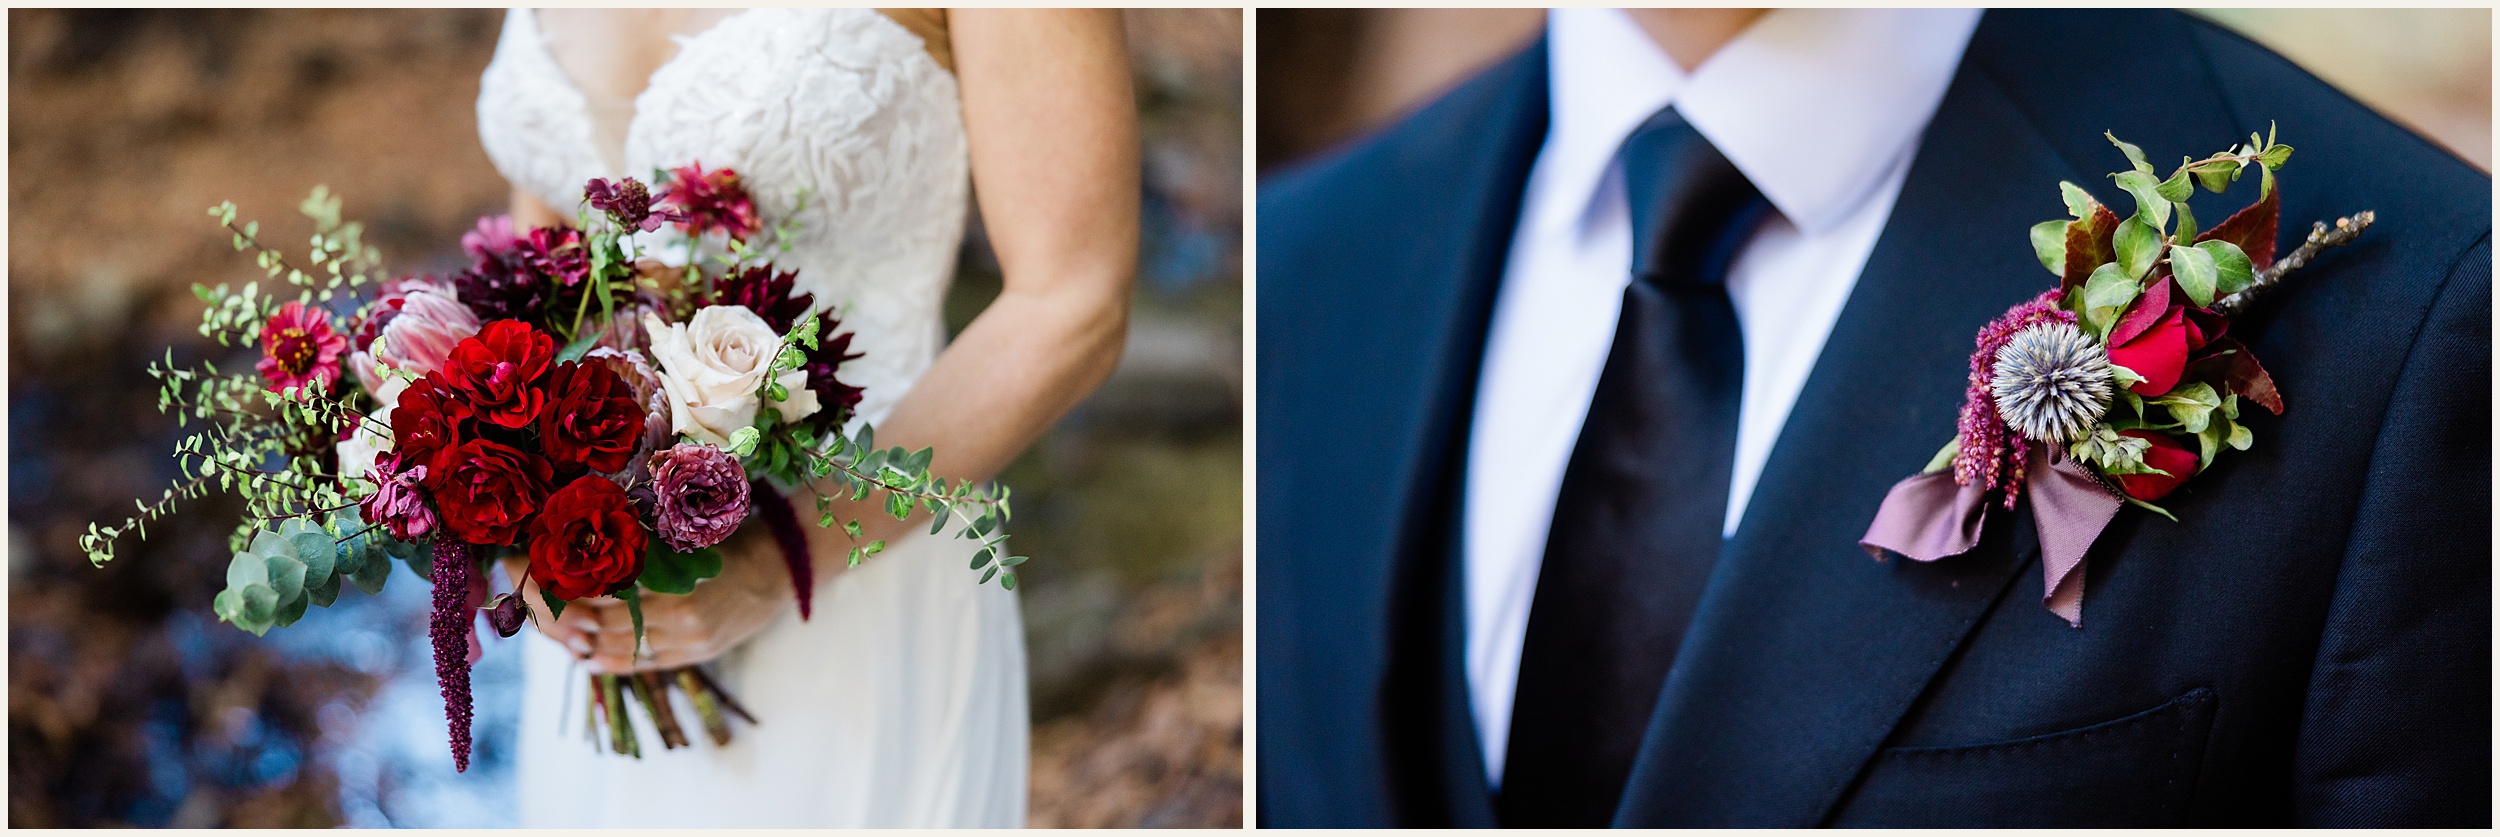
1612, 31, 2102, 828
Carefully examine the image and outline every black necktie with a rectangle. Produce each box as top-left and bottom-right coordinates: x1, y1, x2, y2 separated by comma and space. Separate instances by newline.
1496, 108, 1767, 826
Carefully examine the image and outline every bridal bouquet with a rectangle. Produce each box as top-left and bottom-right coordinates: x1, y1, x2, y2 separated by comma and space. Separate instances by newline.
84, 164, 1025, 770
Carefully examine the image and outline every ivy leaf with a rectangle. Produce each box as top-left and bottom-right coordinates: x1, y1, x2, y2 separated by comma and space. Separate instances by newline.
2030, 220, 2070, 276
2194, 158, 2239, 193
2081, 262, 2141, 341
2113, 217, 2160, 280
2155, 169, 2194, 204
2167, 243, 2220, 308
2113, 170, 2172, 232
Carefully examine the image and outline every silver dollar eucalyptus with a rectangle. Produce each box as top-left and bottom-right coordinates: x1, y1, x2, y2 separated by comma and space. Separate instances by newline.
1989, 321, 2114, 445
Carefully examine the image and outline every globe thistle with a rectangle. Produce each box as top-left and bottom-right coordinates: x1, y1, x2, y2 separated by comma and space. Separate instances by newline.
1989, 321, 2115, 445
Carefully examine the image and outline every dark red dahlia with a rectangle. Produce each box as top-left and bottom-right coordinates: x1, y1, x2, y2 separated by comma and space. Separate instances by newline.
521, 225, 592, 290
657, 163, 760, 242
257, 301, 348, 394
443, 320, 555, 430
432, 438, 554, 546
453, 252, 548, 322
538, 360, 648, 475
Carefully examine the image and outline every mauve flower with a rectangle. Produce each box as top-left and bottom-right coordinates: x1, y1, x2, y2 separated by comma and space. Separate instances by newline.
360, 449, 439, 541
351, 276, 481, 404
258, 301, 349, 395
585, 177, 685, 233
648, 442, 751, 551
657, 163, 761, 243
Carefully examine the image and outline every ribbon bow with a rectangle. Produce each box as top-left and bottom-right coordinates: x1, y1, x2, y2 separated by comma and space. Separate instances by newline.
1858, 446, 2124, 626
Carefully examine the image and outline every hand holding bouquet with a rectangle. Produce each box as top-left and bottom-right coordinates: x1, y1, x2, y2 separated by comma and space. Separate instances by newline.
86, 164, 1029, 770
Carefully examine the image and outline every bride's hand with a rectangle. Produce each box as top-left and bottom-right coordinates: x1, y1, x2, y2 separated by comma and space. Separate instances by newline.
507, 526, 798, 673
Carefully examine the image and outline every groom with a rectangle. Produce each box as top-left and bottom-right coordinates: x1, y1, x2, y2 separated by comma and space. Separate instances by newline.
1257, 8, 2488, 827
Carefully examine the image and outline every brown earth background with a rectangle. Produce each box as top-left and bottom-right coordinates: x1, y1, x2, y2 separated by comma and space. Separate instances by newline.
7, 8, 1241, 828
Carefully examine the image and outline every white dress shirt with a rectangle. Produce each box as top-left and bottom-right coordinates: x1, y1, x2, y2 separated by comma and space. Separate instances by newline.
1462, 7, 1982, 786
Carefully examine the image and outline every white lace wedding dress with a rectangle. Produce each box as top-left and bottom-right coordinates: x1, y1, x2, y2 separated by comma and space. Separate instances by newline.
474, 8, 1027, 827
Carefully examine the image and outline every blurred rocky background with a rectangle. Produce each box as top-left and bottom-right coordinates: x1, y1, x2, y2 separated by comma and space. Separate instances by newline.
7, 8, 1240, 828
1259, 9, 2491, 173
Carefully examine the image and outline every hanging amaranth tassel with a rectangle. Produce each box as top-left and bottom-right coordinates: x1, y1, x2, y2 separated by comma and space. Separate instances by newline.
751, 480, 814, 620
429, 539, 475, 772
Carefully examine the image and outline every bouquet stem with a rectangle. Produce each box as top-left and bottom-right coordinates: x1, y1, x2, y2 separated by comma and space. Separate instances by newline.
678, 668, 733, 746
581, 665, 752, 755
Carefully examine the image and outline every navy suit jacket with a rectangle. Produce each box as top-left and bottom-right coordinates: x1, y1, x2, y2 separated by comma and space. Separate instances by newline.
1256, 9, 2489, 827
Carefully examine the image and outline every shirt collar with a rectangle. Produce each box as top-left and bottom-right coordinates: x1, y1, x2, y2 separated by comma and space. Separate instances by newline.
1543, 7, 1982, 235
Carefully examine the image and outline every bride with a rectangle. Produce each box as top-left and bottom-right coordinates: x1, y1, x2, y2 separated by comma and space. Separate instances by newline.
472, 8, 1137, 827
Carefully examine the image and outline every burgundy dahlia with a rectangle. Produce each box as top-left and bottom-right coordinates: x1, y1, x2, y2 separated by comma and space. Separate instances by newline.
453, 250, 548, 322
648, 442, 751, 551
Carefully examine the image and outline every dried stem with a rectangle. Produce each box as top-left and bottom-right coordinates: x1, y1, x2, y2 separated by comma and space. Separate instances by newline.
2212, 211, 2375, 318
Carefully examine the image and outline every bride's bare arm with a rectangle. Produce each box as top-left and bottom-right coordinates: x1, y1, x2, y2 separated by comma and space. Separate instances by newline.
811, 8, 1140, 536
560, 10, 1140, 673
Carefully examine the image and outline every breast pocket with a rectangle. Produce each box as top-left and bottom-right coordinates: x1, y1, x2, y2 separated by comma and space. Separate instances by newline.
1829, 688, 2218, 827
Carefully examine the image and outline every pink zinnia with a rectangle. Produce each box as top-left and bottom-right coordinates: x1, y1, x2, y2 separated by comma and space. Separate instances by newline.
258, 301, 348, 394
657, 163, 761, 243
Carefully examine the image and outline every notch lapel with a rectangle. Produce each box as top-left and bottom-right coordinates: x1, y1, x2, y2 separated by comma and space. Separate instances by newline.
1611, 45, 2100, 828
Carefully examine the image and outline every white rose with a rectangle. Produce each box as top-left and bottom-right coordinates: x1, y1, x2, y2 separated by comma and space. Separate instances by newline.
642, 306, 819, 446
336, 403, 393, 482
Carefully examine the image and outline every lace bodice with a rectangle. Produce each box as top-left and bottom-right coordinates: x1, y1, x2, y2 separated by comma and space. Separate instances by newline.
477, 8, 969, 425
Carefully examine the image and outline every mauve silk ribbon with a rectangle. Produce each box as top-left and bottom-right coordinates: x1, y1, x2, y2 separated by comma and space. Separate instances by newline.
1858, 447, 2123, 627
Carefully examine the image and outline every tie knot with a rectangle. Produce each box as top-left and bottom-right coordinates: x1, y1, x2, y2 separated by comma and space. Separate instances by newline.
1620, 108, 1768, 285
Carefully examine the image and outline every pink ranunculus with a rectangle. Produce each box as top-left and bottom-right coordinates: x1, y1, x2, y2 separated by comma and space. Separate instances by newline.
648, 442, 751, 551
258, 301, 349, 395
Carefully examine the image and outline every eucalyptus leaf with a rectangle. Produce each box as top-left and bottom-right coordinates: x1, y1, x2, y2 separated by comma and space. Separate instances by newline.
2030, 220, 2069, 276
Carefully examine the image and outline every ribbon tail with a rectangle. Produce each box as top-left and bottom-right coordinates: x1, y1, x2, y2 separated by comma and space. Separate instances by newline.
1860, 470, 1992, 562
2027, 449, 2125, 627
751, 480, 815, 621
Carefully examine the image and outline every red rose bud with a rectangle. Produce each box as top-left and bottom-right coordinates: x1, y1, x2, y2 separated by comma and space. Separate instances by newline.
444, 320, 554, 429
435, 438, 554, 546
528, 476, 647, 601
539, 360, 648, 475
257, 300, 349, 394
2114, 429, 2200, 501
485, 593, 527, 638
2106, 277, 2223, 397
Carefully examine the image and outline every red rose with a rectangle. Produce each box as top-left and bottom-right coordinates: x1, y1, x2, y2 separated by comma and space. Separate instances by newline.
527, 476, 646, 600
538, 360, 647, 474
433, 438, 554, 546
444, 320, 554, 429
2106, 277, 2226, 396
393, 373, 475, 477
2114, 429, 2200, 502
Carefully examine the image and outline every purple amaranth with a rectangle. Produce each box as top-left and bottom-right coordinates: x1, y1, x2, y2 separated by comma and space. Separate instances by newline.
1954, 289, 2077, 508
751, 480, 815, 621
430, 539, 476, 772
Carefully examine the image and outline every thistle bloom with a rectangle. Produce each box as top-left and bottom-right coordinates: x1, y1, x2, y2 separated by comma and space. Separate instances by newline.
258, 301, 349, 394
1955, 290, 2076, 507
648, 442, 751, 551
1989, 321, 2114, 445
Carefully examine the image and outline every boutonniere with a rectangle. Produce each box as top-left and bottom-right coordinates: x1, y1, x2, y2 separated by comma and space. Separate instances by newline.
1860, 125, 2372, 626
